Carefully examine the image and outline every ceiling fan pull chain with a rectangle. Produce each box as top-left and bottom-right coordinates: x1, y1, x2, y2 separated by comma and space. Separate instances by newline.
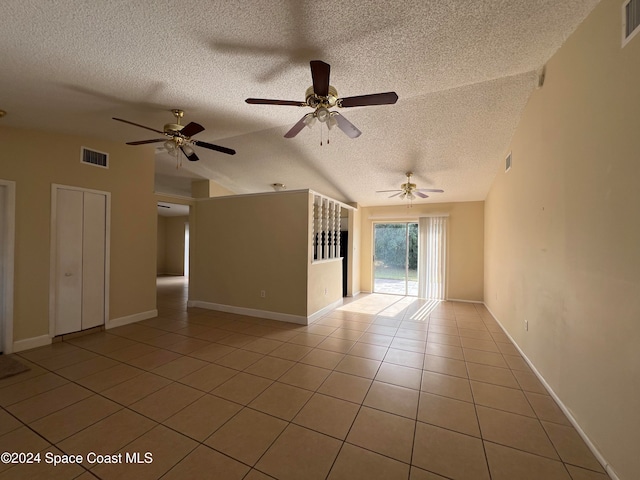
327, 123, 330, 145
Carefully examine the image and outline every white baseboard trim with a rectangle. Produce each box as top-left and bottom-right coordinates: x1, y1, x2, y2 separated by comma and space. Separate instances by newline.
188, 300, 308, 325
107, 309, 158, 329
307, 298, 344, 324
483, 303, 620, 480
13, 334, 52, 353
446, 298, 483, 304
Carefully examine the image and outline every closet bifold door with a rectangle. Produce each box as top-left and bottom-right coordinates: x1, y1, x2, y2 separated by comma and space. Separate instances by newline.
81, 191, 106, 330
54, 189, 84, 335
54, 188, 107, 336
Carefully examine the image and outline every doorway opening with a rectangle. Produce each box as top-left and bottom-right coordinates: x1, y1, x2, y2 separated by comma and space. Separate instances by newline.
373, 222, 418, 296
156, 202, 191, 306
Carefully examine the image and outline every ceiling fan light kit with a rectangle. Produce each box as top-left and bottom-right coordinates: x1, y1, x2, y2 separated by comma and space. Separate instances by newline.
246, 60, 398, 141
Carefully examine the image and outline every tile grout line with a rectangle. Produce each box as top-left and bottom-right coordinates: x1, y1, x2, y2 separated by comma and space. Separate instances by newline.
463, 308, 495, 480
3, 289, 610, 479
321, 330, 390, 480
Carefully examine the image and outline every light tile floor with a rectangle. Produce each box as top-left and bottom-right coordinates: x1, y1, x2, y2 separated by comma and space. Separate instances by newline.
0, 277, 610, 480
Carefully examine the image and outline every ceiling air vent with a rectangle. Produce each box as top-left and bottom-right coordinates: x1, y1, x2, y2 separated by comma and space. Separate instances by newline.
81, 147, 108, 168
623, 0, 640, 46
505, 152, 512, 172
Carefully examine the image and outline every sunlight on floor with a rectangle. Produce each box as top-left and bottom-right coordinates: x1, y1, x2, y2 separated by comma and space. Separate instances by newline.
337, 294, 406, 316
410, 299, 441, 322
338, 294, 442, 321
377, 297, 419, 318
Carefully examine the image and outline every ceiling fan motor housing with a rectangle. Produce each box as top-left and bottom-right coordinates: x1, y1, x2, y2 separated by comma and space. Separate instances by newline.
402, 182, 417, 193
164, 123, 184, 135
305, 85, 338, 108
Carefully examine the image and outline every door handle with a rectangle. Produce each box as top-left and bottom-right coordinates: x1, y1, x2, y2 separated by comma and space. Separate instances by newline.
65, 273, 72, 277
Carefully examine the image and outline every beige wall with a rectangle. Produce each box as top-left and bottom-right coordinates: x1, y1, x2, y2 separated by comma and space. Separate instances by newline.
156, 214, 189, 275
0, 126, 157, 342
360, 202, 484, 301
191, 190, 345, 320
191, 179, 235, 198
190, 191, 310, 316
157, 215, 166, 273
484, 2, 640, 478
162, 215, 188, 275
307, 260, 342, 315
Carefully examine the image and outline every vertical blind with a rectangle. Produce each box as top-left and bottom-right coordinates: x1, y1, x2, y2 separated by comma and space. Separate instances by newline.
418, 216, 447, 299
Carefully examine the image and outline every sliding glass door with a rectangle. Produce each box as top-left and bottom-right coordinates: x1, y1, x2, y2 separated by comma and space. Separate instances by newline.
373, 223, 418, 296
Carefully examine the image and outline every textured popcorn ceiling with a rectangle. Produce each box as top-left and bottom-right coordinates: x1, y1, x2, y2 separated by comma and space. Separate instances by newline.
0, 0, 599, 205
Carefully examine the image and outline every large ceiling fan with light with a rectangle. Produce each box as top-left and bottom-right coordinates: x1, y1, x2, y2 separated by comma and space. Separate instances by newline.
113, 109, 236, 162
245, 60, 398, 141
377, 172, 444, 204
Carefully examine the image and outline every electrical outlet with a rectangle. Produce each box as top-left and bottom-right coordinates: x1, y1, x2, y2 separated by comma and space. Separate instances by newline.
324, 288, 328, 296
260, 290, 266, 298
525, 319, 528, 331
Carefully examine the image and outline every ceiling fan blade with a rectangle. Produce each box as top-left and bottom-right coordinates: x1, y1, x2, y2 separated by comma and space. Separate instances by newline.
191, 140, 236, 156
113, 117, 164, 134
246, 98, 306, 107
339, 92, 399, 108
334, 113, 362, 138
126, 139, 165, 145
180, 146, 199, 162
416, 188, 445, 193
415, 191, 429, 199
284, 115, 308, 138
376, 189, 402, 193
310, 60, 330, 97
388, 192, 403, 198
180, 122, 205, 138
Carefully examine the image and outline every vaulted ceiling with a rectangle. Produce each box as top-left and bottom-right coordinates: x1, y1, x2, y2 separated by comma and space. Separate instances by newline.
0, 0, 599, 205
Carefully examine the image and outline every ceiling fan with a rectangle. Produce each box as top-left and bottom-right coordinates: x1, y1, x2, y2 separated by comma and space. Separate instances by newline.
377, 172, 444, 203
112, 109, 236, 162
245, 60, 398, 140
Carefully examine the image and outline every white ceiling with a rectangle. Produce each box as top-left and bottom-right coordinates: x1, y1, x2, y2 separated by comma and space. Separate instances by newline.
0, 0, 599, 206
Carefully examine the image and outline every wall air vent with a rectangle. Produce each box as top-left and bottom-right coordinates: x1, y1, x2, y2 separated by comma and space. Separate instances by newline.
81, 147, 108, 168
623, 0, 640, 46
505, 152, 512, 172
